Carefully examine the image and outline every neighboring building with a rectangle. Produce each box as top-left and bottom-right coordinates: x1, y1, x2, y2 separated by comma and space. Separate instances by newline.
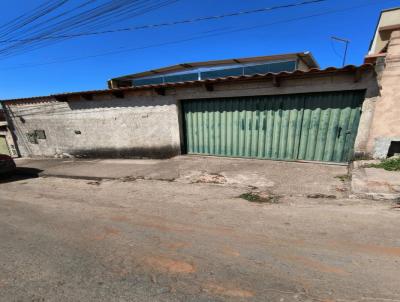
0, 105, 18, 157
108, 52, 318, 88
363, 7, 400, 158
366, 7, 400, 61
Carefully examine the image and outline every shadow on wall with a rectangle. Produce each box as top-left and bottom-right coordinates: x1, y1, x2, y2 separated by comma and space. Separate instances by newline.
68, 146, 181, 159
181, 90, 367, 113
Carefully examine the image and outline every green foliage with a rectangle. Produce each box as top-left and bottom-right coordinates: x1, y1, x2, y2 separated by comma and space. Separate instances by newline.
239, 193, 260, 202
366, 157, 400, 171
239, 192, 281, 203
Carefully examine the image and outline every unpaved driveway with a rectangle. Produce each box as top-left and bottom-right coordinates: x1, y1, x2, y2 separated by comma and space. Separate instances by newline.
0, 158, 400, 301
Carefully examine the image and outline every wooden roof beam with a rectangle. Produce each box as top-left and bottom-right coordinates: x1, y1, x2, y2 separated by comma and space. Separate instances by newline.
112, 91, 125, 99
55, 95, 68, 102
205, 83, 214, 92
272, 75, 281, 87
155, 87, 166, 96
81, 93, 93, 100
354, 69, 363, 83
180, 63, 193, 68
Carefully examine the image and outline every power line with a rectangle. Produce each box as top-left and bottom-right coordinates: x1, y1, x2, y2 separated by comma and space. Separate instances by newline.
0, 0, 179, 58
0, 0, 326, 43
10, 0, 98, 39
0, 0, 390, 71
0, 0, 69, 39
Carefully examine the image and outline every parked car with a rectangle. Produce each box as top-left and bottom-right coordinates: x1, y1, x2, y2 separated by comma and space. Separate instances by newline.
0, 154, 16, 175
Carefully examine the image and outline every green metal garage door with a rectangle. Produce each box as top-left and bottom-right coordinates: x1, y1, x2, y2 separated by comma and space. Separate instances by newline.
182, 91, 365, 163
0, 136, 10, 155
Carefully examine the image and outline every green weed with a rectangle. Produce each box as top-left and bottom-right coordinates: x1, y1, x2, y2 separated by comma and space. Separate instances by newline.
239, 192, 281, 204
366, 157, 400, 171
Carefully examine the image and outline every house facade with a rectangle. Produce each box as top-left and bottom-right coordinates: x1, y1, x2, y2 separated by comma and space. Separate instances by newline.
2, 63, 378, 163
2, 8, 400, 163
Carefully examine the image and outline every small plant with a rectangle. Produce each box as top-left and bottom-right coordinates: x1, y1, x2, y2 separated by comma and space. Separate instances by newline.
239, 192, 281, 204
240, 192, 260, 202
366, 157, 400, 171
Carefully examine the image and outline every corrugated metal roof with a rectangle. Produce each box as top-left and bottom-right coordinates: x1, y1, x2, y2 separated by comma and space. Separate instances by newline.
2, 64, 374, 103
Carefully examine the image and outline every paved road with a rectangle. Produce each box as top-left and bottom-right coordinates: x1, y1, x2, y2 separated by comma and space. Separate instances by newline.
0, 160, 400, 301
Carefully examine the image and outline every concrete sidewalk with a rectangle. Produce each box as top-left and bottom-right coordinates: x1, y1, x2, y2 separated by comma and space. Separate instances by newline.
16, 157, 178, 181
15, 156, 348, 197
351, 160, 400, 201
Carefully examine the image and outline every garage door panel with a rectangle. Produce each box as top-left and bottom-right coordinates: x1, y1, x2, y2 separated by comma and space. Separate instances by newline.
183, 91, 364, 163
271, 99, 282, 159
343, 104, 361, 162
314, 107, 331, 161
292, 99, 305, 160
279, 100, 290, 159
333, 104, 352, 162
323, 106, 341, 162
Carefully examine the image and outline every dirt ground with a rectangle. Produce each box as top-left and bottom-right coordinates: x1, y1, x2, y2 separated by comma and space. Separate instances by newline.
0, 157, 400, 301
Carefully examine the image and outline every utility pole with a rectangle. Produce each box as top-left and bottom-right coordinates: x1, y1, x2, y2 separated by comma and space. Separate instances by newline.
331, 36, 350, 67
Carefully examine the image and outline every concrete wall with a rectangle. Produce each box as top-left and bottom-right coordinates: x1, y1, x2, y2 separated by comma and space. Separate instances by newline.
366, 30, 400, 158
4, 70, 378, 159
5, 93, 181, 158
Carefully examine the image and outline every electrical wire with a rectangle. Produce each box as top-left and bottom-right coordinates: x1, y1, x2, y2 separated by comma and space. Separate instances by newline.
0, 0, 179, 58
0, 0, 391, 71
0, 0, 70, 39
0, 0, 326, 43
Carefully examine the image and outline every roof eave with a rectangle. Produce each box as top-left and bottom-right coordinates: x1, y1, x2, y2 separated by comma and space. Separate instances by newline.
2, 64, 373, 104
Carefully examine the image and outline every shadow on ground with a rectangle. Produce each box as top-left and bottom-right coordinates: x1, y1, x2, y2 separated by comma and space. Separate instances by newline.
0, 167, 43, 184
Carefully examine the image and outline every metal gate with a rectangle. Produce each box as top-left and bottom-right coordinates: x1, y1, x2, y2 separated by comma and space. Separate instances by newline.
182, 91, 365, 163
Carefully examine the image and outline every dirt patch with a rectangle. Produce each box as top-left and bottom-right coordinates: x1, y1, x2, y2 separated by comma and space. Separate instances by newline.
0, 279, 6, 288
93, 226, 121, 241
110, 215, 130, 222
221, 246, 240, 257
203, 283, 254, 298
162, 241, 191, 251
194, 173, 227, 184
287, 255, 349, 276
335, 174, 350, 182
329, 240, 400, 257
103, 226, 120, 235
144, 256, 195, 274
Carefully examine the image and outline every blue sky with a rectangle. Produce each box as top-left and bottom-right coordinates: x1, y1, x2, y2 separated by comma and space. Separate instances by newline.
0, 0, 399, 100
